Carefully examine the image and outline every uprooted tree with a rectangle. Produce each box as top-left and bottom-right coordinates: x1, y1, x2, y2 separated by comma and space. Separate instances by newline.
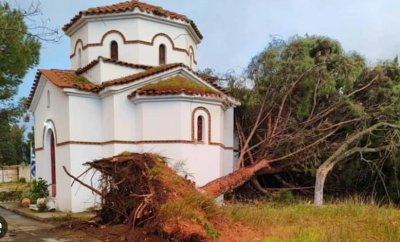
198, 35, 400, 206
61, 35, 400, 240
67, 35, 400, 210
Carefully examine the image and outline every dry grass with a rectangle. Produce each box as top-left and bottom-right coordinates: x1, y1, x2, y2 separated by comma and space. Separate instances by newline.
223, 197, 400, 242
0, 181, 29, 191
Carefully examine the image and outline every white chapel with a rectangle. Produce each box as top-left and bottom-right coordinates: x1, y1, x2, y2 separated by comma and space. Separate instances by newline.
27, 0, 240, 212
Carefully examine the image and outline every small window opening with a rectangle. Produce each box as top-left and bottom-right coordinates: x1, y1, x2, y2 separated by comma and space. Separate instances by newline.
190, 54, 193, 69
159, 44, 166, 65
78, 48, 82, 68
197, 116, 204, 142
47, 90, 50, 108
110, 41, 119, 60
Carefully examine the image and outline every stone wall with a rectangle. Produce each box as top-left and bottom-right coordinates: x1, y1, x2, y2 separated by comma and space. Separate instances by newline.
0, 166, 31, 182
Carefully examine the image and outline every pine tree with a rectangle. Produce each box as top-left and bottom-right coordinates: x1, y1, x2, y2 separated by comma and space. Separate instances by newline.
0, 110, 17, 165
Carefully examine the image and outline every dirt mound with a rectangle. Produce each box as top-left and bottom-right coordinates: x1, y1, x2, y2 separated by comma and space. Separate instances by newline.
62, 152, 267, 241
79, 153, 223, 241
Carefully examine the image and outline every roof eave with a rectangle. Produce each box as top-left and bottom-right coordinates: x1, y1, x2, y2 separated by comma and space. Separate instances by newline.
63, 16, 86, 37
63, 10, 202, 43
128, 94, 230, 110
28, 72, 47, 112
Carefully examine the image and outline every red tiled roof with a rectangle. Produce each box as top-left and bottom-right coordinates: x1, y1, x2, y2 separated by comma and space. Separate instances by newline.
76, 56, 153, 74
127, 76, 222, 99
63, 1, 203, 40
27, 62, 234, 109
26, 69, 102, 108
102, 63, 184, 87
197, 73, 218, 84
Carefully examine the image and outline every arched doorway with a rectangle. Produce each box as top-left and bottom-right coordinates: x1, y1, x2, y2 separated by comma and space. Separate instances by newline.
45, 129, 56, 197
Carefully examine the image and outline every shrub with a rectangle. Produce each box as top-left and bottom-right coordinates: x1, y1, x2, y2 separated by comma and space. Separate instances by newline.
18, 177, 26, 183
30, 178, 50, 203
0, 191, 22, 202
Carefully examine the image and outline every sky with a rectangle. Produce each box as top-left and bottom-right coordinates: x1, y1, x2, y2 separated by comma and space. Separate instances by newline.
8, 0, 400, 109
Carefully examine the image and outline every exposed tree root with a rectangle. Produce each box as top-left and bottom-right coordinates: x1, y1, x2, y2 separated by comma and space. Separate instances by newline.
66, 153, 229, 241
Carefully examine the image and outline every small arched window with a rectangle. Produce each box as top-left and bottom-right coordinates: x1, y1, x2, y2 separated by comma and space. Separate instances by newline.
47, 90, 50, 108
159, 44, 166, 65
197, 116, 204, 142
110, 41, 118, 60
190, 54, 193, 69
78, 48, 82, 68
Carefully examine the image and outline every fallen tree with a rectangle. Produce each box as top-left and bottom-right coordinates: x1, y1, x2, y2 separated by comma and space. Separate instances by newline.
64, 153, 258, 241
199, 35, 400, 205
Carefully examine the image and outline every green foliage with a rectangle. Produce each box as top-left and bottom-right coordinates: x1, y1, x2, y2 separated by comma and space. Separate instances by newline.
0, 190, 22, 202
27, 126, 34, 150
0, 110, 30, 165
271, 190, 295, 204
0, 2, 41, 103
0, 110, 17, 165
30, 178, 50, 203
20, 191, 32, 200
18, 177, 26, 183
141, 76, 220, 96
228, 34, 400, 204
160, 192, 219, 220
149, 166, 163, 180
0, 2, 40, 166
75, 76, 90, 84
118, 151, 132, 156
10, 124, 28, 165
52, 213, 73, 222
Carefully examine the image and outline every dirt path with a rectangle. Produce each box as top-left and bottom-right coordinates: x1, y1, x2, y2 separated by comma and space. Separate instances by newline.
0, 208, 98, 242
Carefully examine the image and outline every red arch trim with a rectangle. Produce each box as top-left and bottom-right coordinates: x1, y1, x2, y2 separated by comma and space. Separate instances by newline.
70, 31, 197, 64
41, 119, 57, 148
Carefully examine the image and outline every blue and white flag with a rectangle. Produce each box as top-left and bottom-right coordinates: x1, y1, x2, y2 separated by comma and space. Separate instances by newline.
30, 144, 36, 179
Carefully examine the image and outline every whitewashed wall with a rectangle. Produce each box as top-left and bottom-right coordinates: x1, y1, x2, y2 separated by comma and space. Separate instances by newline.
101, 95, 115, 142
70, 24, 88, 69
69, 144, 102, 212
33, 78, 70, 147
69, 95, 102, 142
51, 145, 71, 211
113, 89, 137, 141
70, 14, 198, 70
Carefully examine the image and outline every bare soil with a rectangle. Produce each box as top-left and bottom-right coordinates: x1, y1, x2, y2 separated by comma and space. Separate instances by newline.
54, 219, 268, 242
54, 221, 165, 242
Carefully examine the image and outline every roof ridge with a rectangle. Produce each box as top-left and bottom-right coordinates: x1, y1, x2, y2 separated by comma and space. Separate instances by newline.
63, 1, 203, 40
75, 56, 153, 75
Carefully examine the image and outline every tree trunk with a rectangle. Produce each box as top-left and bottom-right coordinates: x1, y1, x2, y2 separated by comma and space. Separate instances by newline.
314, 163, 332, 206
200, 160, 270, 197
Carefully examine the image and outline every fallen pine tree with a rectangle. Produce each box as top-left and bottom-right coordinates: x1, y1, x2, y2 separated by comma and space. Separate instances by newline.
63, 152, 257, 242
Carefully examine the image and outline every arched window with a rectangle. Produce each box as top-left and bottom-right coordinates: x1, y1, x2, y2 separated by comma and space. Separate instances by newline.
190, 54, 193, 69
159, 44, 166, 65
78, 48, 82, 68
110, 41, 118, 60
197, 116, 204, 142
47, 90, 50, 108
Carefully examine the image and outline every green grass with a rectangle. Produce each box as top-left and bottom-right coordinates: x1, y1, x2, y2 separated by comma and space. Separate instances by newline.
223, 198, 400, 242
140, 76, 221, 96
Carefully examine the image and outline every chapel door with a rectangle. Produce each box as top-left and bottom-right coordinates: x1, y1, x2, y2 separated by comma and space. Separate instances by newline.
50, 133, 56, 197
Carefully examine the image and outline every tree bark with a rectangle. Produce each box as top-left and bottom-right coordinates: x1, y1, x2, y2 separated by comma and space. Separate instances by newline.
201, 160, 270, 197
201, 122, 400, 201
314, 163, 332, 206
313, 122, 400, 206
